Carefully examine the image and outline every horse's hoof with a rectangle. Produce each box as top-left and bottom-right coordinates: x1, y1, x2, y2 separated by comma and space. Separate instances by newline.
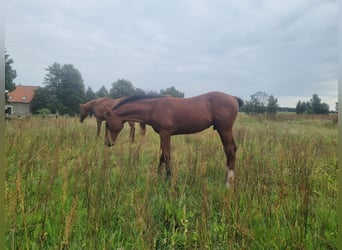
225, 170, 235, 190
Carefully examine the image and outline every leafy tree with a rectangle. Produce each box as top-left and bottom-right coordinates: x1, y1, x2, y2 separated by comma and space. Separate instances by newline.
37, 108, 51, 116
5, 53, 17, 102
296, 101, 307, 114
32, 87, 64, 115
85, 87, 96, 102
31, 87, 51, 114
160, 86, 184, 98
134, 88, 146, 96
296, 94, 329, 114
252, 91, 269, 105
43, 63, 85, 115
267, 95, 278, 114
243, 91, 269, 114
96, 86, 109, 98
310, 94, 329, 114
109, 79, 135, 98
47, 97, 64, 115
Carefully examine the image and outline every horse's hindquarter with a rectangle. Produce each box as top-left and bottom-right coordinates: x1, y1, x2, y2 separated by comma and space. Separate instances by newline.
208, 92, 239, 129
166, 92, 239, 134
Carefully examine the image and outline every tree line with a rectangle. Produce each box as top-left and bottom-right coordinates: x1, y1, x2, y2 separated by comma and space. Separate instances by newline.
295, 94, 330, 114
242, 91, 332, 115
31, 64, 184, 116
5, 52, 333, 116
84, 80, 184, 103
242, 91, 279, 115
5, 53, 184, 116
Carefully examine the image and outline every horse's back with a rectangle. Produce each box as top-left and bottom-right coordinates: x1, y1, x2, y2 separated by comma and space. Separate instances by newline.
154, 91, 239, 116
208, 91, 239, 108
183, 91, 240, 113
150, 92, 240, 134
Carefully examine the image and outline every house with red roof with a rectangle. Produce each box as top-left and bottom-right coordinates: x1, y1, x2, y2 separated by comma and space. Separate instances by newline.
6, 85, 39, 116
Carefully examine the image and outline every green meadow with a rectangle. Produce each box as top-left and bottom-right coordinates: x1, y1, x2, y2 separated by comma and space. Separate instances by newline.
5, 113, 337, 249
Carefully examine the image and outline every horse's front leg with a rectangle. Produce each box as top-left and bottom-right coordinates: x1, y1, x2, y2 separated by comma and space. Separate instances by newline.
96, 118, 102, 137
104, 125, 113, 147
158, 132, 171, 178
140, 123, 146, 136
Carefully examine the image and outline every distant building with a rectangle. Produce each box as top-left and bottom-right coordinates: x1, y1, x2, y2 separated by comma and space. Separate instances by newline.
6, 85, 39, 117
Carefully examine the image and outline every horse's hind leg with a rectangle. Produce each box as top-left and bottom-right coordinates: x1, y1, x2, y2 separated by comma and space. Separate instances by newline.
217, 129, 237, 189
158, 154, 166, 175
158, 154, 171, 177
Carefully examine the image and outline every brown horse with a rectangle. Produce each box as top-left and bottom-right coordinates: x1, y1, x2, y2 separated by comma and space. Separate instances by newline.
104, 91, 243, 188
79, 97, 146, 145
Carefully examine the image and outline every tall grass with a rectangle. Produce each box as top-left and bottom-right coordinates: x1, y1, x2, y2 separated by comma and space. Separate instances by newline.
5, 114, 337, 249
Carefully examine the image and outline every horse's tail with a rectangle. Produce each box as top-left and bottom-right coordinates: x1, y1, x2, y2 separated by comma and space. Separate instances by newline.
234, 96, 244, 108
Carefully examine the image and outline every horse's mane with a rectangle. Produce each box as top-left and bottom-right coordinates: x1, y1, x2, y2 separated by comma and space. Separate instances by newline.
113, 94, 165, 110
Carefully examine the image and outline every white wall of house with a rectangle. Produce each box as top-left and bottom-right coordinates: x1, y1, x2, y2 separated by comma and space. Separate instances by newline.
7, 103, 31, 116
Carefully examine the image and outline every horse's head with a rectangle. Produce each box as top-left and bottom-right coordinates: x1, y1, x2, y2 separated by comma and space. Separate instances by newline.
79, 104, 88, 122
104, 108, 124, 144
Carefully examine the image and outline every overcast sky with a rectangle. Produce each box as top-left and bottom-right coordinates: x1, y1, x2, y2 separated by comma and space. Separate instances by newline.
6, 0, 338, 109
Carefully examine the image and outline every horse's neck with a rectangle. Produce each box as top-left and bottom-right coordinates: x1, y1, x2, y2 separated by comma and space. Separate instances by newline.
115, 102, 152, 122
85, 99, 101, 112
83, 102, 93, 112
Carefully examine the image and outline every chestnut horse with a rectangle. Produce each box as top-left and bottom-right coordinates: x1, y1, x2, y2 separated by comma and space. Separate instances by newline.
79, 97, 146, 145
104, 91, 243, 188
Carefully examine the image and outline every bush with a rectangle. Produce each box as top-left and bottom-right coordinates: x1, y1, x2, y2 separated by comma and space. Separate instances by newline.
37, 108, 51, 116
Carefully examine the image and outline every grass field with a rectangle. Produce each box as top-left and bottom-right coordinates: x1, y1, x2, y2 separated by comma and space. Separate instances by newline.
5, 113, 337, 249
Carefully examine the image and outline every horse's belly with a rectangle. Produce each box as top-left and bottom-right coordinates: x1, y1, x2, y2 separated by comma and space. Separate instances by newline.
172, 121, 212, 135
